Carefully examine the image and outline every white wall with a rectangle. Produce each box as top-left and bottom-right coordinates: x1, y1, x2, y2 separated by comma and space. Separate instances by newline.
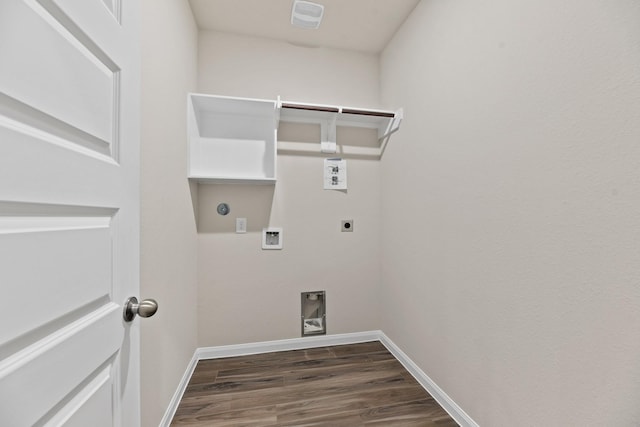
196, 32, 383, 346
140, 1, 198, 425
198, 32, 381, 105
380, 0, 640, 425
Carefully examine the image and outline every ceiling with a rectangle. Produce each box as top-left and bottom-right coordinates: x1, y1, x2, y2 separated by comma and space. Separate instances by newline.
188, 0, 420, 54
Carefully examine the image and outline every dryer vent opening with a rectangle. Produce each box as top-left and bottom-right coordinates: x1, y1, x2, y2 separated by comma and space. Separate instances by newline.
301, 291, 326, 336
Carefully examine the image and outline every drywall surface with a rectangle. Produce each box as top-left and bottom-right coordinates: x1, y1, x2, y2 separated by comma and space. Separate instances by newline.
380, 0, 640, 425
196, 32, 383, 346
198, 31, 380, 106
140, 1, 198, 425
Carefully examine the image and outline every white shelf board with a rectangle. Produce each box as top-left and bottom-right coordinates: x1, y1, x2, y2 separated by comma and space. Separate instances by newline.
278, 100, 402, 139
188, 93, 278, 183
188, 93, 403, 185
191, 93, 277, 119
188, 176, 277, 185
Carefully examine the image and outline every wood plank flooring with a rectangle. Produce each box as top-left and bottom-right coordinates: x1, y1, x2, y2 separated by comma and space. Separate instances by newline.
171, 341, 458, 426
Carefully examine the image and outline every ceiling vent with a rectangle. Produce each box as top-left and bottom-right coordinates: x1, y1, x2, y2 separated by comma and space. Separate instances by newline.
291, 0, 324, 29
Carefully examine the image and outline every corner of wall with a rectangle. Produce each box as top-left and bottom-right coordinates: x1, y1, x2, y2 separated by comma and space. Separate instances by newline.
140, 0, 199, 425
379, 1, 640, 425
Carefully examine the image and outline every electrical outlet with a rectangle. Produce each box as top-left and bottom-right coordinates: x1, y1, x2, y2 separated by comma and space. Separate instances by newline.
341, 219, 353, 232
236, 218, 247, 233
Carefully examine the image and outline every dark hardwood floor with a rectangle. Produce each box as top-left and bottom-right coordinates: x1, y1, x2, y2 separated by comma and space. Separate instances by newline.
171, 341, 459, 426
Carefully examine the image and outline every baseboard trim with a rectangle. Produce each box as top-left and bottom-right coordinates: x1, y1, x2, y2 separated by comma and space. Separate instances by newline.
377, 332, 479, 427
158, 351, 199, 427
196, 330, 382, 360
160, 331, 478, 427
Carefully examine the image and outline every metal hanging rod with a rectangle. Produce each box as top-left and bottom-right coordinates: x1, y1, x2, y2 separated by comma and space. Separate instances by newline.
280, 102, 396, 118
280, 102, 339, 113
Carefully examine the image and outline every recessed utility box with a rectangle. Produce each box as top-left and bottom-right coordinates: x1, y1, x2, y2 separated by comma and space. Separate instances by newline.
262, 227, 283, 250
301, 291, 326, 336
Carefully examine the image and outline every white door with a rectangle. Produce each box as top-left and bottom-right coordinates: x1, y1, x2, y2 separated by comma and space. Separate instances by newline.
0, 0, 142, 426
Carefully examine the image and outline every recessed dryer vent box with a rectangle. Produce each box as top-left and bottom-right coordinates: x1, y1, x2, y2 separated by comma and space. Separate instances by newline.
301, 291, 326, 336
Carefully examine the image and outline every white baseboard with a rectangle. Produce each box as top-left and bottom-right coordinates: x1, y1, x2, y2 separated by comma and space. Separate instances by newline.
377, 332, 479, 427
196, 330, 382, 360
160, 331, 478, 427
158, 351, 199, 427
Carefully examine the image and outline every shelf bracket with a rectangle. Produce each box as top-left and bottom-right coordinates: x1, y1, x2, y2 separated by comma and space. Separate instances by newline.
320, 113, 338, 153
379, 108, 404, 140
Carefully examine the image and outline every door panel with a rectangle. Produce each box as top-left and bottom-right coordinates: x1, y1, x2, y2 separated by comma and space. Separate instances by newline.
0, 306, 122, 426
0, 123, 117, 202
0, 215, 113, 345
46, 367, 115, 427
0, 0, 117, 153
0, 0, 139, 425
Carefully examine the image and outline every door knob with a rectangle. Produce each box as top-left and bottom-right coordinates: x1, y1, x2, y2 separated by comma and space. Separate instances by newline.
123, 297, 158, 322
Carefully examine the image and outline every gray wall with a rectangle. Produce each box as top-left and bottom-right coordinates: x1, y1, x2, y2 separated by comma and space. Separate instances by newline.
380, 0, 640, 425
196, 32, 383, 346
140, 1, 199, 425
140, 1, 640, 424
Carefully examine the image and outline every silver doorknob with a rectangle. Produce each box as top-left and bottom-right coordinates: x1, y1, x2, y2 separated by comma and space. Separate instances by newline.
123, 297, 158, 322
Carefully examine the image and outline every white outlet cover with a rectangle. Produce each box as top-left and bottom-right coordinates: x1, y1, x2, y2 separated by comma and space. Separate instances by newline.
236, 218, 247, 233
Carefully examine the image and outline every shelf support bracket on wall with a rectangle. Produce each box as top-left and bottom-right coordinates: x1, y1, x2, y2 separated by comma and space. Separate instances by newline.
379, 108, 403, 140
277, 98, 403, 157
320, 114, 338, 153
